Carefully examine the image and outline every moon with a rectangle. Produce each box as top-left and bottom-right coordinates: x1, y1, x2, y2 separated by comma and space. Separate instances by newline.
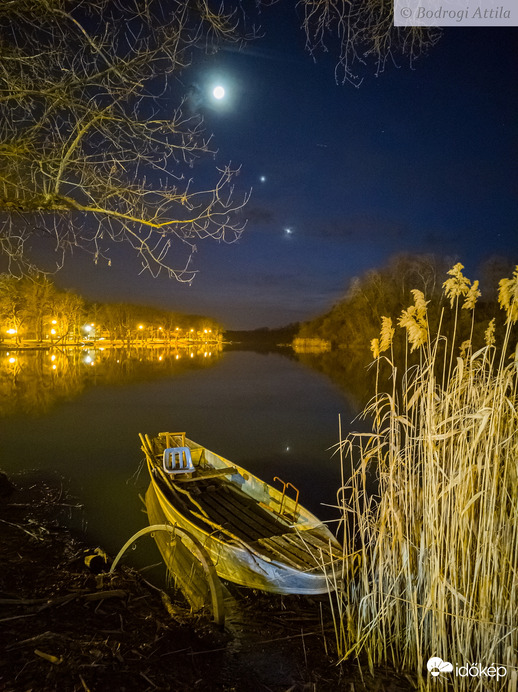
213, 85, 225, 100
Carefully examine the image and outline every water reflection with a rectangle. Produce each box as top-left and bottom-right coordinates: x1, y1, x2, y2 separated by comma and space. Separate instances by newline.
0, 346, 222, 417
294, 349, 376, 411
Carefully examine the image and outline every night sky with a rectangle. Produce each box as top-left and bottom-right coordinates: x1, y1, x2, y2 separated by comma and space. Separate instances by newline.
56, 5, 517, 329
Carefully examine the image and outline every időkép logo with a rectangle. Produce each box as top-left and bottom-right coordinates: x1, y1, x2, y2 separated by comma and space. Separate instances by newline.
427, 657, 507, 681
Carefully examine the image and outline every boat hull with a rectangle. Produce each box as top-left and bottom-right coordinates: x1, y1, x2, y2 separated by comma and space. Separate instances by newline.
142, 432, 343, 595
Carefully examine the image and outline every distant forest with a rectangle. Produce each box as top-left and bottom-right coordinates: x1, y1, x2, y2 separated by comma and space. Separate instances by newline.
0, 274, 222, 343
292, 255, 517, 407
296, 254, 516, 359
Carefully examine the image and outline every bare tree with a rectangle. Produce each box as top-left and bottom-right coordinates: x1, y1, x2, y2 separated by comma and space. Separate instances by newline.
300, 0, 441, 86
0, 0, 253, 280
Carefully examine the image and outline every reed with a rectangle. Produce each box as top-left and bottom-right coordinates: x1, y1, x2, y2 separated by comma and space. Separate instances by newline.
333, 264, 518, 690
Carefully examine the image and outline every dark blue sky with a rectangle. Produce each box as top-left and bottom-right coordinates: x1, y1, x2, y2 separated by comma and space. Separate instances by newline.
57, 6, 517, 328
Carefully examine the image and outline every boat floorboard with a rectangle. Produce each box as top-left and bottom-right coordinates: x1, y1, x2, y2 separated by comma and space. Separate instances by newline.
151, 460, 341, 571
181, 478, 292, 541
193, 490, 263, 543
154, 474, 221, 537
287, 531, 343, 560
220, 484, 291, 537
271, 534, 321, 565
255, 535, 319, 570
255, 538, 308, 570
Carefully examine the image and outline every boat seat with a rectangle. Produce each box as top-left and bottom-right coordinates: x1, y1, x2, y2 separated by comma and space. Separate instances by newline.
163, 447, 195, 475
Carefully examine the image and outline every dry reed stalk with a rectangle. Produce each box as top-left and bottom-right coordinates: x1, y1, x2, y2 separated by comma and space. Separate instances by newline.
330, 264, 518, 691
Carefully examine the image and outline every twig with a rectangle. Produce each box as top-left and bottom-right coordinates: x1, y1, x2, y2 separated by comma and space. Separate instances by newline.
79, 675, 91, 692
301, 627, 308, 668
0, 612, 39, 623
140, 671, 159, 688
34, 649, 63, 665
6, 630, 70, 650
7, 502, 83, 509
0, 589, 126, 618
82, 589, 126, 602
0, 518, 46, 540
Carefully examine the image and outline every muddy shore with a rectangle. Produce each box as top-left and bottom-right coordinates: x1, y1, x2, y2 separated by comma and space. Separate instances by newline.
0, 471, 414, 691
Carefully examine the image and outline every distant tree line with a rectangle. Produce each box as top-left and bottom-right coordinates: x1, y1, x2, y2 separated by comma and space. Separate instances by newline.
0, 274, 222, 344
225, 324, 300, 352
296, 254, 516, 360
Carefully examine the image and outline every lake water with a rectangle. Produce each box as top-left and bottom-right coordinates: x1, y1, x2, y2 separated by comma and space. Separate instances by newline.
0, 346, 360, 561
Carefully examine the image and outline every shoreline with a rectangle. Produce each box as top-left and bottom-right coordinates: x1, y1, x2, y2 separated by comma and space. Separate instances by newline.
0, 339, 223, 351
0, 470, 414, 691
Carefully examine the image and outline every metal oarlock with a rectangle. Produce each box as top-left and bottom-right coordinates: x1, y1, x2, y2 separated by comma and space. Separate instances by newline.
273, 477, 300, 518
273, 476, 287, 515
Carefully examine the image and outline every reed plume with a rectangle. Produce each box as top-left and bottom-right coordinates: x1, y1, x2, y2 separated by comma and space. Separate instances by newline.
379, 316, 395, 354
398, 289, 429, 352
331, 264, 518, 691
498, 266, 518, 324
484, 318, 496, 347
462, 279, 480, 311
370, 338, 380, 359
443, 262, 471, 308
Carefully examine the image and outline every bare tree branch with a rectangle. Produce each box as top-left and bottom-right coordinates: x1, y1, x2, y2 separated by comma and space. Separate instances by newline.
299, 0, 441, 86
0, 0, 254, 279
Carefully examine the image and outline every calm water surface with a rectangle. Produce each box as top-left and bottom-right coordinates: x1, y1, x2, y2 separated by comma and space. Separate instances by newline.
0, 347, 359, 559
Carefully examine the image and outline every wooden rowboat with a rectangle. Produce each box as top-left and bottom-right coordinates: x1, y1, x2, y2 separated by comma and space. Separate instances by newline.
140, 432, 343, 595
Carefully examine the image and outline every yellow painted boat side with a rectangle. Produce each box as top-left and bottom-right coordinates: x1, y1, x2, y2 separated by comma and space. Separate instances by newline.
143, 432, 343, 594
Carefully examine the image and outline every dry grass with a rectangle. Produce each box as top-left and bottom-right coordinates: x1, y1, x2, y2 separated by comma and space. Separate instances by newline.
332, 264, 518, 690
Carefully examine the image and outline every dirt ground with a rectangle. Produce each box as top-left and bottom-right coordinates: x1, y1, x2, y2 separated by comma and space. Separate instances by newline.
0, 471, 416, 691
